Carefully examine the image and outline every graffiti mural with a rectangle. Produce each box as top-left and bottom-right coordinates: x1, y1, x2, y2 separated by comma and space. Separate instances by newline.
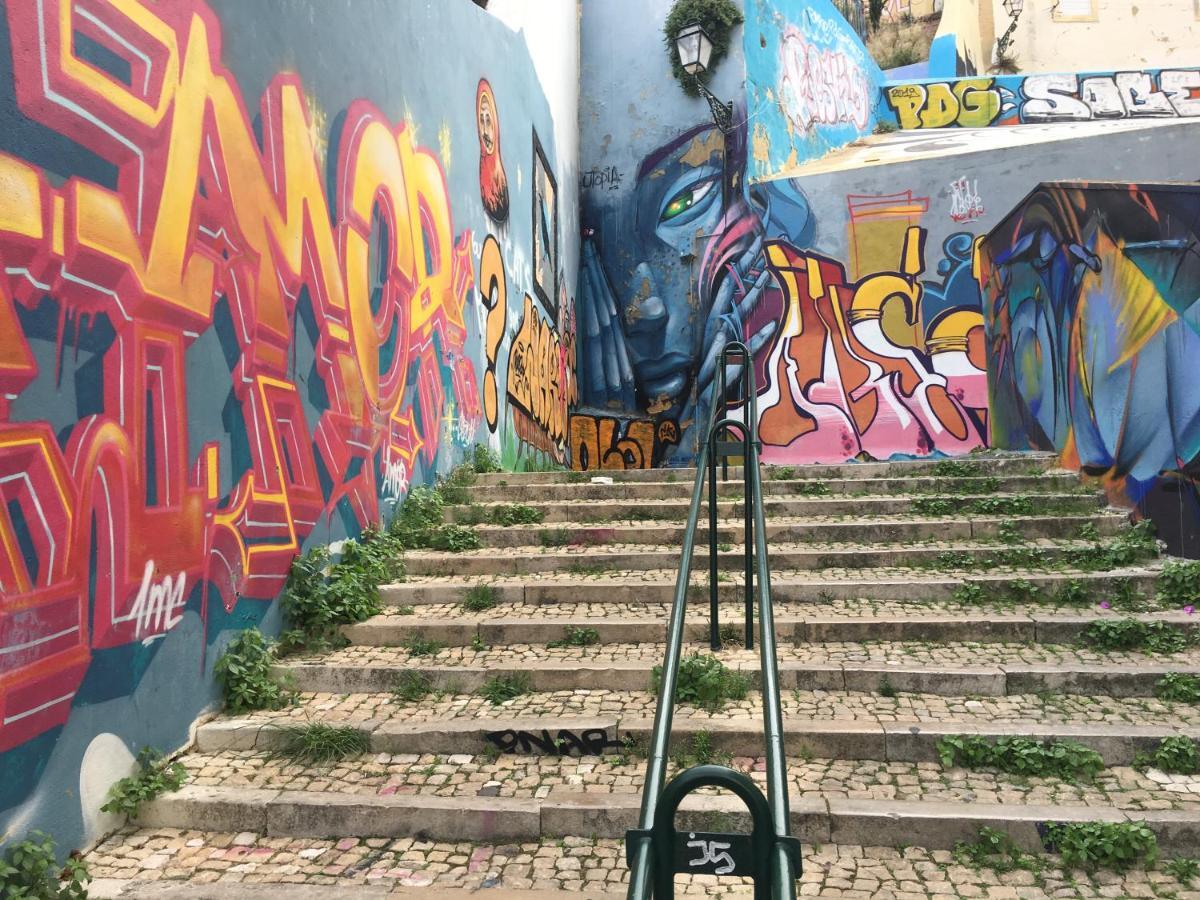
979, 182, 1200, 556
568, 413, 679, 471
886, 69, 1200, 130
0, 0, 573, 849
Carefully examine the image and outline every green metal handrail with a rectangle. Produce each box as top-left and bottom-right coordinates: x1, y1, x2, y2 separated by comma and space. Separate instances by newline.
626, 341, 800, 898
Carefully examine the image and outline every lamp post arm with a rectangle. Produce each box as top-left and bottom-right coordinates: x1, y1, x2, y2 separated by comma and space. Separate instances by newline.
693, 76, 736, 134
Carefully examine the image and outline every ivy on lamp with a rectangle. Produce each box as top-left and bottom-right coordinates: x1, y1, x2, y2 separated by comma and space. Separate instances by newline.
664, 0, 742, 133
674, 24, 736, 133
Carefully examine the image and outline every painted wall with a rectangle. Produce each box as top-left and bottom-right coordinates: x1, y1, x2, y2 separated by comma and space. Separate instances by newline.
744, 0, 886, 182
883, 67, 1200, 130
0, 0, 577, 853
980, 182, 1200, 557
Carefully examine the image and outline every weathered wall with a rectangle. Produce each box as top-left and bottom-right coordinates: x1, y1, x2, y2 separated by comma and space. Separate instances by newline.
981, 181, 1200, 558
754, 120, 1200, 464
883, 68, 1200, 130
0, 0, 577, 853
744, 0, 886, 182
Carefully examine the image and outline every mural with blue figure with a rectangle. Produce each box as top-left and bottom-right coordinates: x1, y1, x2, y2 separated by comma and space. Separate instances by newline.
980, 182, 1200, 557
743, 0, 886, 182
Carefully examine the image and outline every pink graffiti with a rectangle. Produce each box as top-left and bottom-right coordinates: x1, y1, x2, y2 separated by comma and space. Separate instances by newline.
779, 25, 871, 134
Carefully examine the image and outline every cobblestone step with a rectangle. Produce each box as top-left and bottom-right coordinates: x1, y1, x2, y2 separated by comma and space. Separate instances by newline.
273, 642, 1200, 697
460, 513, 1123, 548
402, 538, 1107, 577
197, 711, 1200, 767
446, 491, 1104, 523
133, 783, 1200, 854
88, 828, 1199, 899
343, 609, 1199, 648
471, 454, 1059, 485
465, 474, 1087, 503
381, 568, 1160, 606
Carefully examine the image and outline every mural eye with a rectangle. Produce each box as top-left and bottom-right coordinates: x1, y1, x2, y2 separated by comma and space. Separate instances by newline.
660, 179, 715, 223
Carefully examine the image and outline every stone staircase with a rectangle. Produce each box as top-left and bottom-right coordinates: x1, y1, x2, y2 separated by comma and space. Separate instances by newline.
84, 455, 1200, 898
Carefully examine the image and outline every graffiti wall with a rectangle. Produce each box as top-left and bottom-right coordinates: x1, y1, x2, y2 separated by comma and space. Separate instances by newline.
885, 69, 1200, 130
981, 182, 1200, 558
0, 0, 577, 851
744, 0, 885, 182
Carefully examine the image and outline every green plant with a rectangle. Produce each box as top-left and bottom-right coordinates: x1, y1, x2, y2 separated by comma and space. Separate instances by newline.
1158, 559, 1200, 608
671, 730, 732, 769
276, 723, 370, 764
214, 628, 292, 713
953, 826, 1042, 874
392, 670, 433, 703
0, 831, 89, 899
913, 497, 953, 516
1132, 736, 1200, 774
565, 471, 589, 484
479, 672, 532, 705
718, 622, 744, 646
539, 527, 573, 547
1054, 579, 1089, 607
769, 466, 796, 480
1077, 522, 1101, 541
461, 584, 499, 612
402, 635, 444, 657
101, 747, 188, 818
390, 485, 445, 547
997, 521, 1022, 545
1082, 619, 1190, 654
489, 503, 544, 526
794, 482, 830, 497
663, 0, 744, 96
936, 735, 1103, 781
716, 542, 733, 553
397, 605, 415, 615
878, 676, 898, 698
953, 582, 987, 605
868, 0, 885, 30
1167, 857, 1200, 885
470, 634, 489, 652
1156, 672, 1200, 703
548, 626, 600, 648
970, 496, 1034, 515
1043, 820, 1157, 872
472, 443, 502, 474
427, 523, 481, 552
653, 652, 749, 711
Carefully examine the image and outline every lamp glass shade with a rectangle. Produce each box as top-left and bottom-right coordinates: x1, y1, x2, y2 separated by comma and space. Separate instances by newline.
1003, 0, 1024, 16
675, 23, 713, 76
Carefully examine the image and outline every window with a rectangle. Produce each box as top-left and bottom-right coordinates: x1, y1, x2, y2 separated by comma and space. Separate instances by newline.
1052, 0, 1098, 21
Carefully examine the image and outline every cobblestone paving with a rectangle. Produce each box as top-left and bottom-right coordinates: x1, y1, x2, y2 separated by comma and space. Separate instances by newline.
221, 688, 1200, 727
178, 750, 1200, 810
83, 831, 1200, 897
287, 640, 1200, 668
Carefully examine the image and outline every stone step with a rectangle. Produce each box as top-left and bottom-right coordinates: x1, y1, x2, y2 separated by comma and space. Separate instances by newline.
86, 829, 1193, 898
446, 491, 1104, 523
197, 712, 1200, 767
459, 513, 1122, 548
464, 474, 1087, 503
273, 642, 1200, 697
343, 610, 1199, 649
382, 568, 1159, 606
470, 453, 1059, 485
135, 783, 1200, 853
401, 538, 1115, 577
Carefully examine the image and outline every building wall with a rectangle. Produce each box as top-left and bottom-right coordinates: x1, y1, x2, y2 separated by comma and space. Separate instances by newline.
981, 182, 1200, 557
0, 0, 578, 854
744, 0, 886, 182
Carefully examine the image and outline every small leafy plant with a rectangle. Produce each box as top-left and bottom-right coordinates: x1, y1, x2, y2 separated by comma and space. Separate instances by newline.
0, 831, 89, 899
1132, 736, 1200, 774
953, 826, 1042, 874
548, 626, 600, 648
936, 734, 1103, 781
654, 653, 748, 711
1042, 820, 1157, 872
402, 635, 444, 657
276, 723, 370, 764
1167, 857, 1200, 885
461, 584, 499, 612
671, 730, 732, 769
1156, 672, 1200, 703
913, 497, 953, 516
1158, 559, 1200, 608
539, 527, 573, 547
101, 747, 188, 818
1054, 579, 1089, 607
489, 503, 544, 526
479, 672, 532, 705
214, 628, 292, 713
472, 443, 502, 474
1083, 619, 1190, 654
794, 482, 829, 497
392, 670, 433, 703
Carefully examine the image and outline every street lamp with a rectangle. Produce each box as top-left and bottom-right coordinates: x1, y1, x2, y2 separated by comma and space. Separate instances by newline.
674, 23, 736, 134
996, 0, 1024, 58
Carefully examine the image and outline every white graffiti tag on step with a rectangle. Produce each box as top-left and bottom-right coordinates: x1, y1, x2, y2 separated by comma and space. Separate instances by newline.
949, 175, 985, 223
130, 560, 187, 645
